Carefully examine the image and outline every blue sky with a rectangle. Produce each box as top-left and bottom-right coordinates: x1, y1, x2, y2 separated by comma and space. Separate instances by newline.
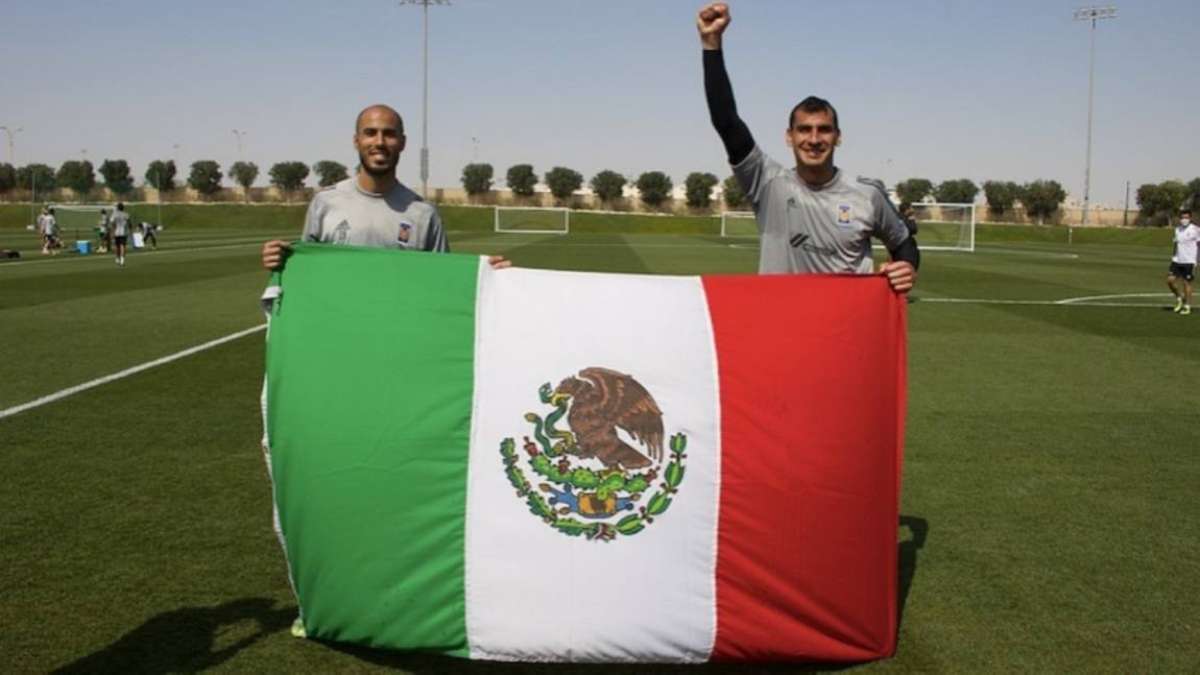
2, 0, 1196, 206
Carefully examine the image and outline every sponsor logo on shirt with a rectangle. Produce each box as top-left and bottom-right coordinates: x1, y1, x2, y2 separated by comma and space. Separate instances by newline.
790, 232, 838, 257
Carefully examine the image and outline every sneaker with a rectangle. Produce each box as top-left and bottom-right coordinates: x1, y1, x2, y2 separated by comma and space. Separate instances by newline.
1174, 298, 1184, 313
1183, 305, 1192, 316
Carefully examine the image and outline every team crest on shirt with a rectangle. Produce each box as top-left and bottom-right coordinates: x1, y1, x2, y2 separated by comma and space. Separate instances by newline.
332, 220, 351, 244
499, 368, 688, 542
397, 221, 413, 244
837, 204, 853, 224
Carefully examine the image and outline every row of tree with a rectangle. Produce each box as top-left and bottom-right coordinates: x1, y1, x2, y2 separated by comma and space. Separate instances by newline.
1137, 178, 1200, 226
4, 158, 1196, 225
0, 160, 354, 197
460, 166, 1075, 220
895, 177, 1067, 224
896, 176, 1200, 226
462, 163, 744, 210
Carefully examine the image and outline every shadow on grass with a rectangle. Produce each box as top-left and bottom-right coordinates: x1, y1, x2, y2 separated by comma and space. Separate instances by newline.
52, 597, 294, 674
898, 515, 929, 631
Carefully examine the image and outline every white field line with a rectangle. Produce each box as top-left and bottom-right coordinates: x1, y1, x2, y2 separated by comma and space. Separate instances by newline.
974, 246, 1081, 259
920, 292, 1173, 308
1055, 292, 1170, 304
0, 240, 269, 267
0, 324, 266, 420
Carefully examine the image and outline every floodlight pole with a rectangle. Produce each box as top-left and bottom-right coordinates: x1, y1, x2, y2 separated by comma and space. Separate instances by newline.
1073, 6, 1117, 227
232, 129, 246, 160
400, 0, 450, 200
1122, 180, 1130, 227
0, 125, 21, 164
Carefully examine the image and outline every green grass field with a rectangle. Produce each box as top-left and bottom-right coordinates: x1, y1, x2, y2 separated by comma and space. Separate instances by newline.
1, 205, 1196, 673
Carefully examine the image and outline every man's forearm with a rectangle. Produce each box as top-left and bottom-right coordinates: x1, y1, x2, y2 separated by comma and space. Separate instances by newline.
703, 49, 754, 165
889, 236, 921, 270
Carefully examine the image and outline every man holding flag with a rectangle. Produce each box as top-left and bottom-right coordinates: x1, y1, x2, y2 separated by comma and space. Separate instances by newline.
261, 104, 508, 271
697, 2, 919, 292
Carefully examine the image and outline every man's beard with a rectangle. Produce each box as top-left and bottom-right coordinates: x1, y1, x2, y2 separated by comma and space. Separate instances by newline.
359, 151, 397, 177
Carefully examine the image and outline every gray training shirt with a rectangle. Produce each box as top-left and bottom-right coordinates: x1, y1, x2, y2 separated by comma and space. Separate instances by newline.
110, 210, 130, 237
733, 145, 909, 275
302, 178, 448, 252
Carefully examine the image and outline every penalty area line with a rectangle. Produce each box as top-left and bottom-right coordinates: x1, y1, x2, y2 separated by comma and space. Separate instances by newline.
0, 324, 267, 421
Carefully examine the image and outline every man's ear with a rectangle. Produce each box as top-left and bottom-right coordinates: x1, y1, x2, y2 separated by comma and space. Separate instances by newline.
398, 134, 407, 153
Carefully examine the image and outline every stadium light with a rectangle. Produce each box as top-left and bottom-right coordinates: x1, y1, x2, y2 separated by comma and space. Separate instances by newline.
232, 129, 247, 160
399, 0, 451, 199
1073, 5, 1117, 227
0, 126, 21, 164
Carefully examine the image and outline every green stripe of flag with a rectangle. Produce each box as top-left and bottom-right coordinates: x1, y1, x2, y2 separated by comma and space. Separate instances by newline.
266, 244, 478, 653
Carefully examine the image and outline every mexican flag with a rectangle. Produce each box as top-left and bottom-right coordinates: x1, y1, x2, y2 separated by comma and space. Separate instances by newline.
263, 243, 906, 663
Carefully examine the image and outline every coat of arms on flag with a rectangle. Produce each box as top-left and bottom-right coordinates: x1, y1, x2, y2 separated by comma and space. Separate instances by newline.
501, 368, 687, 541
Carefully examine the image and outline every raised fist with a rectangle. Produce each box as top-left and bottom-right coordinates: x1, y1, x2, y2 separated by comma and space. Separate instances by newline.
697, 2, 730, 49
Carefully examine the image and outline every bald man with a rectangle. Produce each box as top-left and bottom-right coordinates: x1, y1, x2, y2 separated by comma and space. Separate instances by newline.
262, 104, 507, 269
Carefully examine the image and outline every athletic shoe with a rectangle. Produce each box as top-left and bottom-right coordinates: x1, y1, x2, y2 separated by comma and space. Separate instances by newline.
1174, 298, 1184, 313
1183, 306, 1192, 316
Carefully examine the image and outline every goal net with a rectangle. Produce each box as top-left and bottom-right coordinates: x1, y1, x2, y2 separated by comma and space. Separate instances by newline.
494, 206, 569, 234
908, 202, 975, 252
720, 211, 758, 238
48, 204, 111, 242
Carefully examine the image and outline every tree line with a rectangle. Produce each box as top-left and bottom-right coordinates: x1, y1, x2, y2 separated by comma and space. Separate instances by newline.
461, 163, 731, 211
3, 159, 1196, 225
894, 176, 1200, 226
0, 160, 354, 198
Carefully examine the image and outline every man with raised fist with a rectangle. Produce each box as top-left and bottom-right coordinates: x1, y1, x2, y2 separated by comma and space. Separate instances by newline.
697, 2, 919, 293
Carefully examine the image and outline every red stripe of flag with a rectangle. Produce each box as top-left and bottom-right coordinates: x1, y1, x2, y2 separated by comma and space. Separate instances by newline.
702, 274, 905, 662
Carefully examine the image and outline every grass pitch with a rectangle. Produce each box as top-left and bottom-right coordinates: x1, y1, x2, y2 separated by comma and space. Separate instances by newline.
1, 207, 1196, 672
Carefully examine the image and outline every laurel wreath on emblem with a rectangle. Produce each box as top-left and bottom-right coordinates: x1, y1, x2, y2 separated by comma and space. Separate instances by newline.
499, 368, 687, 542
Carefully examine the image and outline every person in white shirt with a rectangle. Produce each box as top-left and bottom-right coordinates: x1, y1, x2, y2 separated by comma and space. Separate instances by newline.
40, 207, 60, 256
110, 202, 132, 266
1168, 208, 1199, 315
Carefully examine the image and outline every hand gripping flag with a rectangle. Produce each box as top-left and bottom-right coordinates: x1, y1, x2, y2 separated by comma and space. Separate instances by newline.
263, 243, 906, 663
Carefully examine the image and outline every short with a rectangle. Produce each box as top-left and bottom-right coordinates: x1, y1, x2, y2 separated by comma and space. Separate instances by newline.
1169, 262, 1195, 281
114, 235, 128, 247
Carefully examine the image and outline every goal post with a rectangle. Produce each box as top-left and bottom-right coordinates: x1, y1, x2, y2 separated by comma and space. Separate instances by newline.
47, 204, 112, 243
908, 202, 976, 252
720, 211, 758, 238
494, 206, 570, 234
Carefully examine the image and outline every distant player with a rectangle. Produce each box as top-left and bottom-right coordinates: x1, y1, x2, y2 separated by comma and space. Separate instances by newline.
40, 207, 60, 255
1168, 208, 1199, 315
96, 209, 111, 253
140, 220, 158, 250
110, 202, 131, 266
697, 2, 918, 292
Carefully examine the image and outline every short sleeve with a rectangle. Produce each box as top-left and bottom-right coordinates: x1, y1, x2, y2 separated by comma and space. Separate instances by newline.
301, 195, 323, 242
425, 209, 449, 253
731, 145, 786, 209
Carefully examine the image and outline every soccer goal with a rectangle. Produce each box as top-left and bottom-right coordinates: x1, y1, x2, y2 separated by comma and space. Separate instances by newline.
48, 204, 111, 242
909, 202, 975, 252
720, 211, 758, 237
494, 206, 570, 234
